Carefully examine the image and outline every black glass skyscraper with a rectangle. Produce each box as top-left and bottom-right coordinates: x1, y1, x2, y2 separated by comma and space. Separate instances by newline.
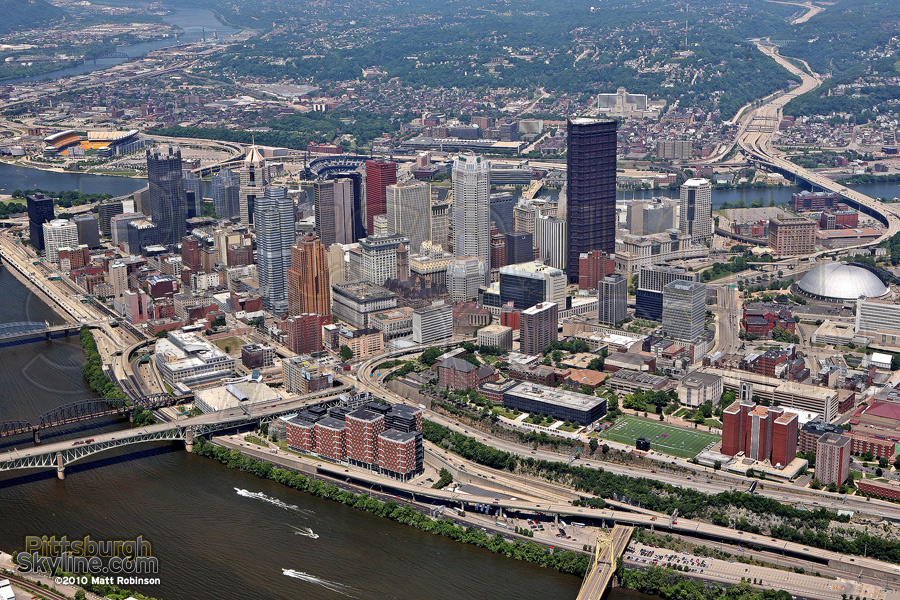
146, 146, 186, 246
27, 193, 55, 251
566, 117, 617, 283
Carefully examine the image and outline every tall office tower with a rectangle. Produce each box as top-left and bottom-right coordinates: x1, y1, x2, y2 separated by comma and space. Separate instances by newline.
489, 192, 515, 234
635, 265, 699, 321
73, 213, 100, 249
513, 198, 544, 236
396, 243, 410, 281
679, 178, 713, 244
146, 146, 187, 246
97, 201, 124, 237
452, 153, 491, 284
286, 233, 331, 317
498, 262, 567, 310
109, 261, 128, 298
578, 250, 615, 290
661, 280, 707, 343
534, 214, 567, 270
598, 274, 627, 326
627, 198, 677, 235
385, 181, 431, 253
27, 193, 55, 251
110, 212, 145, 249
181, 234, 202, 272
182, 170, 203, 219
42, 220, 78, 264
359, 233, 409, 286
327, 243, 346, 286
315, 179, 354, 247
211, 168, 240, 220
254, 186, 294, 314
566, 117, 617, 283
364, 159, 397, 234
239, 145, 267, 225
490, 224, 507, 270
505, 231, 534, 266
447, 257, 486, 302
431, 200, 450, 251
520, 302, 558, 356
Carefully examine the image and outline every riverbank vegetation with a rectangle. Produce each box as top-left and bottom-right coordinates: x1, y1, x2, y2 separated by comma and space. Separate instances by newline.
617, 564, 794, 600
192, 436, 590, 576
422, 422, 900, 563
78, 327, 154, 426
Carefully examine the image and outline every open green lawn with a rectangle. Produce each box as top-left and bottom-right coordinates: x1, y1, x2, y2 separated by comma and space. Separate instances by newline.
214, 336, 245, 353
599, 415, 720, 459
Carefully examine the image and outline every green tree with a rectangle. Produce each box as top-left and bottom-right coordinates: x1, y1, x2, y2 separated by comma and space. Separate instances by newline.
589, 438, 599, 453
340, 345, 354, 362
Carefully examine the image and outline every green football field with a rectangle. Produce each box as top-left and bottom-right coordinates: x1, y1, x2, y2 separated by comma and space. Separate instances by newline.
600, 415, 720, 458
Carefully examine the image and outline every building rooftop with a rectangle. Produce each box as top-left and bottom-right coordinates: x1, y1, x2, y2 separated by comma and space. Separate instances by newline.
378, 429, 420, 443
818, 432, 849, 447
507, 382, 606, 411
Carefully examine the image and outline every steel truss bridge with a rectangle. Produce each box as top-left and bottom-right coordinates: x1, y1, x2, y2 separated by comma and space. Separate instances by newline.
0, 394, 174, 440
0, 388, 348, 476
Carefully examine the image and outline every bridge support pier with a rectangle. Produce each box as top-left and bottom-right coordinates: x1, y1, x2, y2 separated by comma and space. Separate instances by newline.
128, 410, 134, 423
56, 452, 64, 480
184, 429, 194, 453
33, 429, 40, 445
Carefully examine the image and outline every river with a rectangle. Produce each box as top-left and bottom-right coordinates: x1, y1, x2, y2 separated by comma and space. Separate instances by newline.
5, 8, 238, 85
0, 270, 589, 599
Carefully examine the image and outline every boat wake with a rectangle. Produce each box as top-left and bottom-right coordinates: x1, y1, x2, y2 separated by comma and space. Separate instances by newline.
234, 488, 314, 514
282, 569, 355, 596
289, 524, 320, 539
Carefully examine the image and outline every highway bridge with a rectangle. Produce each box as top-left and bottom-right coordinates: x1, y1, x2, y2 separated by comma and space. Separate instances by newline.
0, 320, 98, 348
0, 393, 176, 442
0, 386, 349, 478
576, 526, 634, 600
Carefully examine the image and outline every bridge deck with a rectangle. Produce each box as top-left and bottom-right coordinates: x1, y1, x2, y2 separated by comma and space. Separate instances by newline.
577, 525, 633, 600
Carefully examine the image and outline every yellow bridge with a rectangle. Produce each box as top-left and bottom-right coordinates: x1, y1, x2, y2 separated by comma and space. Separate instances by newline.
521, 178, 545, 200
576, 525, 634, 600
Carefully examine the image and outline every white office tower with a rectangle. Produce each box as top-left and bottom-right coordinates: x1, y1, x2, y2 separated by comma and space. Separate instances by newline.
679, 178, 713, 244
452, 154, 491, 284
447, 257, 486, 303
385, 181, 432, 253
662, 280, 707, 343
42, 219, 78, 265
534, 214, 567, 270
254, 186, 294, 314
239, 144, 267, 225
109, 261, 128, 298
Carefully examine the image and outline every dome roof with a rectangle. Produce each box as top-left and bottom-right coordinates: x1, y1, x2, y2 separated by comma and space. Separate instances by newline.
797, 262, 888, 300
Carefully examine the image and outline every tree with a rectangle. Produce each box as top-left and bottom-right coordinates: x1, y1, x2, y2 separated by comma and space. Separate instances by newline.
876, 468, 884, 477
810, 478, 823, 490
340, 345, 354, 362
878, 457, 889, 469
589, 438, 599, 453
714, 460, 722, 471
601, 444, 610, 454
75, 591, 86, 600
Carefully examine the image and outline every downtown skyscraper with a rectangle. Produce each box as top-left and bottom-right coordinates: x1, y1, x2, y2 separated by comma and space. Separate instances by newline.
287, 233, 331, 317
254, 186, 294, 314
146, 146, 187, 246
452, 153, 491, 284
566, 117, 617, 283
364, 159, 397, 235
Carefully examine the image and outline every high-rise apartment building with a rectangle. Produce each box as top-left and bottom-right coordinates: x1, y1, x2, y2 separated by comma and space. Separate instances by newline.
412, 302, 453, 344
453, 154, 491, 284
42, 219, 78, 264
662, 280, 707, 343
146, 146, 187, 246
364, 159, 397, 235
534, 214, 567, 270
212, 168, 241, 220
109, 261, 128, 298
27, 193, 55, 251
679, 178, 712, 244
598, 274, 627, 326
768, 213, 817, 256
239, 145, 267, 225
280, 313, 333, 355
385, 181, 431, 253
520, 302, 558, 356
254, 186, 295, 314
566, 117, 617, 283
722, 400, 798, 467
287, 233, 331, 317
816, 432, 850, 486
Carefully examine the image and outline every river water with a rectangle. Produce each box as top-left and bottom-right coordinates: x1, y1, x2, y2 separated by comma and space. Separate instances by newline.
0, 269, 587, 599
5, 8, 238, 85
